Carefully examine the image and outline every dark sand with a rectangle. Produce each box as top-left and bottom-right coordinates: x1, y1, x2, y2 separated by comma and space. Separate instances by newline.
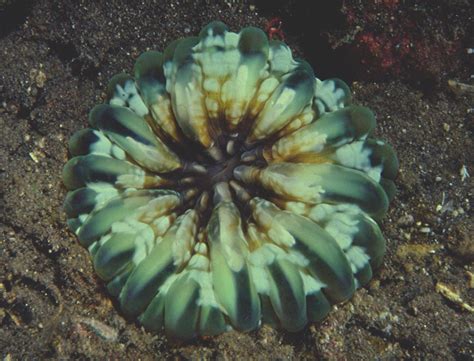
1, 1, 473, 359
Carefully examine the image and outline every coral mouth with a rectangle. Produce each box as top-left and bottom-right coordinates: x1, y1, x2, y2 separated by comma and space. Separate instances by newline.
163, 136, 259, 208
207, 150, 242, 184
166, 132, 265, 210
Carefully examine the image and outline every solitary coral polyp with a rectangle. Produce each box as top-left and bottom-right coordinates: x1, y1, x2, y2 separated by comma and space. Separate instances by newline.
63, 21, 398, 339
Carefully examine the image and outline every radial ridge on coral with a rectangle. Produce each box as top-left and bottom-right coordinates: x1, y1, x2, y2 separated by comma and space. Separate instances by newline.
63, 21, 398, 339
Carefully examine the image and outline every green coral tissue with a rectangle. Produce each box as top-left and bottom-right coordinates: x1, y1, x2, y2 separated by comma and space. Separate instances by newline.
62, 21, 398, 339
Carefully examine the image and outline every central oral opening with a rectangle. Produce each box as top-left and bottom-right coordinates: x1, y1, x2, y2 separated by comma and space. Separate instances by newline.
207, 152, 241, 184
170, 136, 260, 213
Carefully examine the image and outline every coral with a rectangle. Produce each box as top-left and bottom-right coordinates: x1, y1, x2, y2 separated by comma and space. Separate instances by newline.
63, 21, 398, 339
265, 17, 285, 41
338, 0, 464, 82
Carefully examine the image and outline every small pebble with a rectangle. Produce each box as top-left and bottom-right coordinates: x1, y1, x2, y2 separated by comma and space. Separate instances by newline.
397, 214, 414, 227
